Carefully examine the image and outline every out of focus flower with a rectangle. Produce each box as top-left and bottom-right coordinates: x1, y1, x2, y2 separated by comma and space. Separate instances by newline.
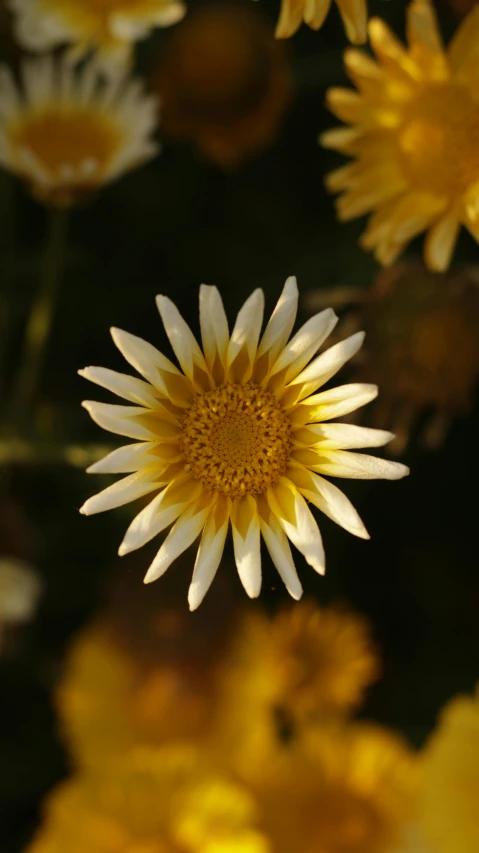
306, 263, 479, 453
420, 687, 479, 853
27, 746, 269, 853
79, 277, 408, 609
261, 0, 367, 43
0, 556, 42, 652
0, 55, 158, 207
322, 0, 479, 271
221, 601, 380, 729
153, 4, 292, 168
9, 0, 185, 73
57, 620, 219, 770
245, 722, 417, 853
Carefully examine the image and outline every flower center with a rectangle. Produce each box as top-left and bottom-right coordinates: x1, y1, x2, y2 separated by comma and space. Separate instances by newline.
397, 83, 479, 197
180, 383, 292, 497
10, 108, 122, 180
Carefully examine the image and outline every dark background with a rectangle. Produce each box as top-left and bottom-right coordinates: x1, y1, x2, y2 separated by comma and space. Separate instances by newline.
1, 1, 478, 850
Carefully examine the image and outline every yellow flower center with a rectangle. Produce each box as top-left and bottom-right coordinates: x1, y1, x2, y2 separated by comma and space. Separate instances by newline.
11, 108, 121, 179
180, 383, 292, 498
397, 83, 479, 198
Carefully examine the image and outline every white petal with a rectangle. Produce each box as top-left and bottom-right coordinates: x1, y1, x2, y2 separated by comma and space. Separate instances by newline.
232, 498, 262, 599
291, 468, 369, 539
279, 490, 325, 575
257, 276, 298, 363
87, 442, 158, 474
260, 515, 303, 600
269, 308, 338, 384
316, 450, 410, 480
298, 423, 394, 449
288, 332, 365, 397
156, 295, 208, 381
82, 401, 158, 440
188, 506, 230, 611
301, 383, 378, 421
118, 489, 189, 556
79, 471, 160, 516
227, 289, 265, 367
110, 327, 181, 393
143, 502, 211, 584
424, 211, 460, 272
78, 366, 159, 408
199, 284, 229, 370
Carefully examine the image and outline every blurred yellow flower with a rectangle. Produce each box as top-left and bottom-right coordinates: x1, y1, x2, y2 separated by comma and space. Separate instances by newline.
153, 4, 292, 169
9, 0, 185, 73
27, 746, 269, 853
79, 277, 408, 609
57, 621, 218, 770
257, 0, 367, 43
420, 687, 479, 853
322, 0, 479, 271
0, 55, 158, 207
246, 722, 417, 853
221, 601, 380, 727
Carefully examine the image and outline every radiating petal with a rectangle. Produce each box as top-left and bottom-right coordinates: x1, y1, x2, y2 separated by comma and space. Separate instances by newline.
78, 366, 159, 408
79, 471, 160, 516
199, 285, 229, 374
256, 276, 298, 369
275, 0, 305, 38
312, 450, 410, 480
289, 467, 369, 539
268, 308, 338, 387
87, 441, 159, 474
298, 383, 378, 422
275, 485, 325, 575
336, 0, 368, 44
285, 332, 365, 402
110, 327, 192, 407
156, 295, 209, 382
118, 487, 192, 556
227, 289, 265, 375
294, 422, 394, 449
260, 514, 303, 600
188, 497, 230, 611
143, 501, 211, 584
231, 495, 262, 598
82, 401, 180, 441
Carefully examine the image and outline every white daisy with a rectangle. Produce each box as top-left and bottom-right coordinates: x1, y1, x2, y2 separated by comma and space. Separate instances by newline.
79, 278, 409, 610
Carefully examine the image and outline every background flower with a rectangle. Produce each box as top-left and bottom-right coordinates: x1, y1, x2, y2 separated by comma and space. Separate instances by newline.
264, 0, 367, 43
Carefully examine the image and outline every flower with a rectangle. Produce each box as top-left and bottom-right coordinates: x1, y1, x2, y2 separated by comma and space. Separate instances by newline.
220, 601, 380, 728
152, 4, 292, 169
420, 687, 479, 853
0, 55, 159, 207
262, 0, 367, 43
79, 276, 408, 609
321, 0, 479, 271
9, 0, 185, 73
26, 746, 269, 853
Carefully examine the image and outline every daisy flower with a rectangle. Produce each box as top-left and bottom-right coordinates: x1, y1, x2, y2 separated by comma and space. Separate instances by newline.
321, 0, 479, 271
257, 0, 367, 43
79, 277, 408, 610
0, 55, 159, 207
9, 0, 185, 73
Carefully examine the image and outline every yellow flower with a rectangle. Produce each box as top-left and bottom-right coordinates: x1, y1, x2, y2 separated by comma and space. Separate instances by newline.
322, 0, 479, 271
220, 601, 380, 726
0, 55, 159, 207
9, 0, 185, 72
57, 620, 218, 770
79, 277, 408, 609
420, 688, 479, 853
257, 0, 368, 43
26, 746, 269, 853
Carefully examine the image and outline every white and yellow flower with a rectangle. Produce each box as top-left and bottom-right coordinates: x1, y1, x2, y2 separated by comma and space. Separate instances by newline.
0, 55, 159, 206
79, 277, 409, 609
9, 0, 186, 73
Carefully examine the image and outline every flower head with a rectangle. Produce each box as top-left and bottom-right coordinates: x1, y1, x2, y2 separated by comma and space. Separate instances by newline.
420, 687, 479, 853
322, 0, 479, 271
9, 0, 185, 73
0, 55, 158, 206
79, 277, 408, 609
258, 0, 367, 43
153, 4, 292, 169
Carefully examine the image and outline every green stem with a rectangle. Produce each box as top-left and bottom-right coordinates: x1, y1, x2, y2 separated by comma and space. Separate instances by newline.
9, 207, 69, 427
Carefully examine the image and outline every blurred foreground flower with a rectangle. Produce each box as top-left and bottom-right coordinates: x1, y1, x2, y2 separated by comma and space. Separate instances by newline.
322, 0, 479, 271
153, 3, 292, 168
79, 277, 408, 608
261, 0, 367, 43
9, 0, 185, 73
420, 687, 479, 853
306, 263, 479, 453
27, 746, 269, 853
221, 601, 379, 730
0, 55, 159, 207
